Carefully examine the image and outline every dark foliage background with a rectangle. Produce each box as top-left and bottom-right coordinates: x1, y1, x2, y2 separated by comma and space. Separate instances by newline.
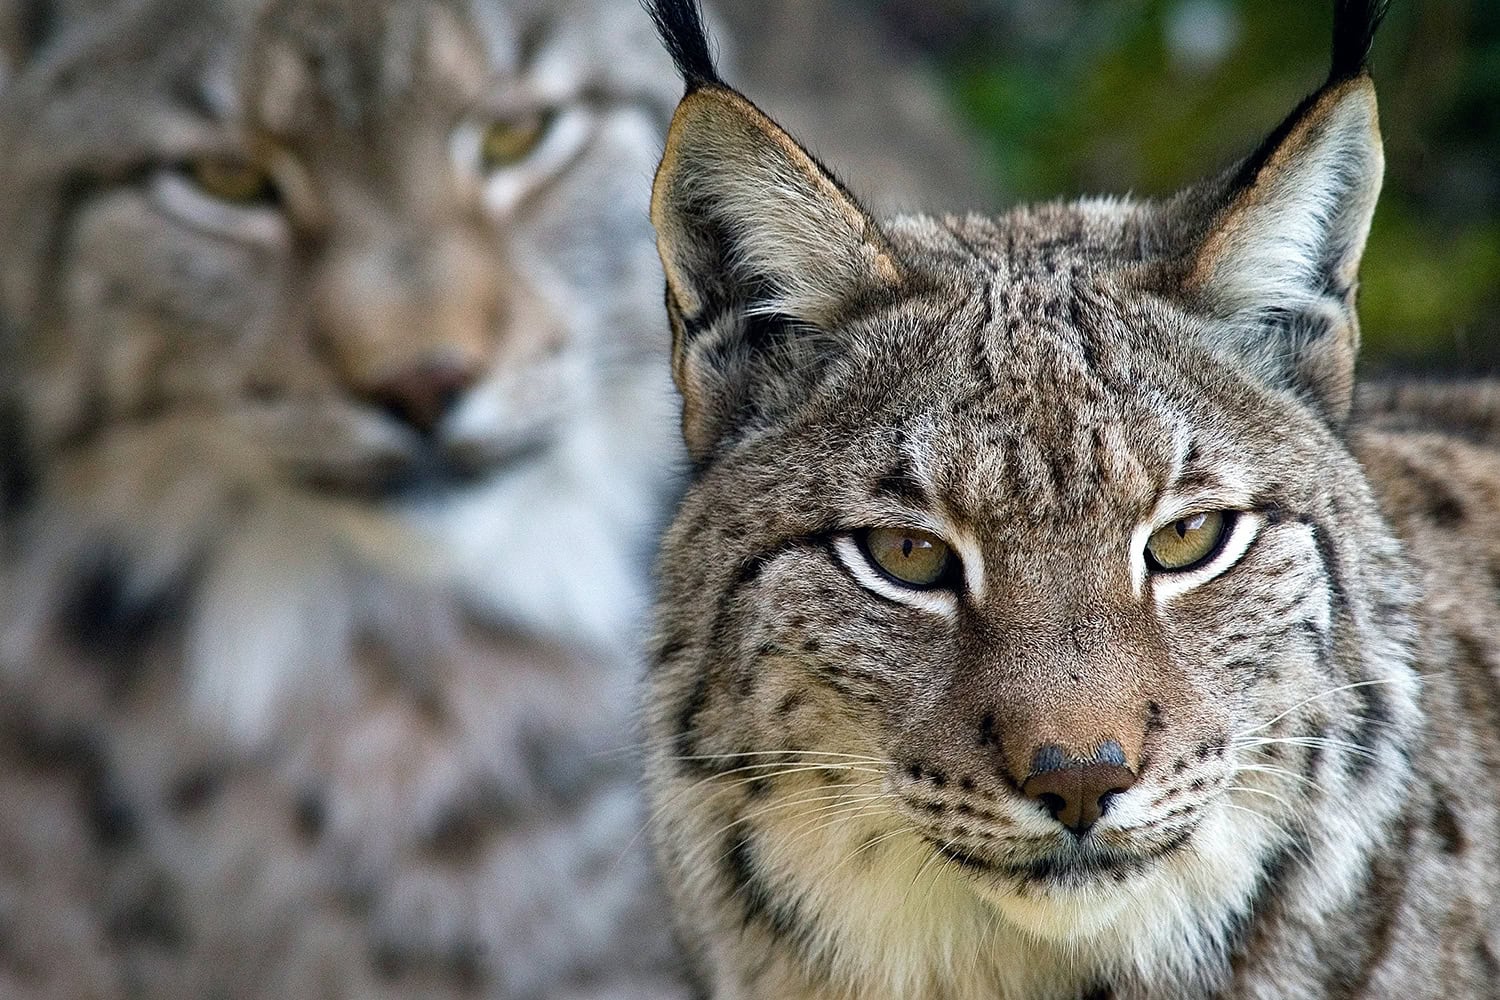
867, 0, 1500, 374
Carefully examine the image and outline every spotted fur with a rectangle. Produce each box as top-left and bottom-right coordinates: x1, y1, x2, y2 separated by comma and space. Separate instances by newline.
0, 0, 986, 997
644, 2, 1500, 998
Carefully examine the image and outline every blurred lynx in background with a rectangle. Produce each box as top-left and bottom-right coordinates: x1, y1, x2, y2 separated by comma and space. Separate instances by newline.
0, 0, 986, 997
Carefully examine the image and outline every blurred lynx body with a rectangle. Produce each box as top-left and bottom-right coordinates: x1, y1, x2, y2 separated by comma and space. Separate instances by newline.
0, 0, 984, 998
642, 2, 1500, 998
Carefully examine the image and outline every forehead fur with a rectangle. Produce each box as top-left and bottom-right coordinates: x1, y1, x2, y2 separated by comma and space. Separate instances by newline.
739, 203, 1314, 514
247, 0, 485, 136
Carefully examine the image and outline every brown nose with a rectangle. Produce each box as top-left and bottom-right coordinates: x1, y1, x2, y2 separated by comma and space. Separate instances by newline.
373, 359, 478, 434
1021, 741, 1138, 835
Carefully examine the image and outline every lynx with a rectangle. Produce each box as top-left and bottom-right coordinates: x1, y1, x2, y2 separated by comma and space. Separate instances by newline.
0, 0, 983, 997
643, 2, 1500, 998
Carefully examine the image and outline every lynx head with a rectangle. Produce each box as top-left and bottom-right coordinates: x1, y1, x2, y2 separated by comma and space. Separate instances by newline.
0, 0, 681, 738
645, 0, 1420, 991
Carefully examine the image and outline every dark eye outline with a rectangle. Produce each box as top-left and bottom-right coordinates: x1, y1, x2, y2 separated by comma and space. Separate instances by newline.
478, 109, 558, 172
853, 527, 963, 592
1144, 510, 1239, 574
176, 156, 281, 207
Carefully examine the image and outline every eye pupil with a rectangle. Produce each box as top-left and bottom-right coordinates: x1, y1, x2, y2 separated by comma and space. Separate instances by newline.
187, 157, 275, 204
861, 527, 955, 589
1146, 511, 1232, 573
481, 112, 552, 171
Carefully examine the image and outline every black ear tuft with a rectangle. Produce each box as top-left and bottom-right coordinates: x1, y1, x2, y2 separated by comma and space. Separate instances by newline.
1232, 0, 1387, 192
641, 0, 724, 93
1329, 0, 1389, 84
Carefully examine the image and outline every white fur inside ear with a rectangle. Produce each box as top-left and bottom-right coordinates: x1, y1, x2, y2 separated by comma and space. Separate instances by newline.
1201, 81, 1383, 316
653, 90, 899, 330
703, 159, 895, 325
832, 535, 957, 619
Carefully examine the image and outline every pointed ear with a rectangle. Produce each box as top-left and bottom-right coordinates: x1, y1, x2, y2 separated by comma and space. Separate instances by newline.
651, 85, 903, 461
1185, 75, 1383, 422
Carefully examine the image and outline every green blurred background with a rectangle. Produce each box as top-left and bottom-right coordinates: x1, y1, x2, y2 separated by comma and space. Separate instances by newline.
869, 0, 1500, 374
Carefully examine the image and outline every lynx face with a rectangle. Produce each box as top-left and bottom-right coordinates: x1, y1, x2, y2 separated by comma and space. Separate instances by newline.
645, 2, 1425, 996
0, 0, 681, 730
660, 210, 1416, 935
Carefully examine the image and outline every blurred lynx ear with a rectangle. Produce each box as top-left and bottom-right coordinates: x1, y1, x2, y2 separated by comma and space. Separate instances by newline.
1186, 0, 1387, 422
644, 0, 902, 460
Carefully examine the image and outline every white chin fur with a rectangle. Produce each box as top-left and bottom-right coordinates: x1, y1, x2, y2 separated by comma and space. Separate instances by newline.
978, 878, 1136, 943
977, 801, 1280, 956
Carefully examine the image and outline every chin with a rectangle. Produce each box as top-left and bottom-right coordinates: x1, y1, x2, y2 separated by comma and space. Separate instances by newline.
977, 871, 1141, 943
946, 833, 1206, 944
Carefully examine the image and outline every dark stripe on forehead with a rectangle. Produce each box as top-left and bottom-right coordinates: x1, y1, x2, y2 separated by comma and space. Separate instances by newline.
873, 453, 929, 509
1171, 440, 1228, 495
1069, 284, 1101, 379
513, 9, 557, 66
940, 219, 1002, 398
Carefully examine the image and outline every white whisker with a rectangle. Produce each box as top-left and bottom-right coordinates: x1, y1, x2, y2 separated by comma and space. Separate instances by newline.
1238, 676, 1419, 737
1227, 784, 1296, 812
1234, 735, 1378, 759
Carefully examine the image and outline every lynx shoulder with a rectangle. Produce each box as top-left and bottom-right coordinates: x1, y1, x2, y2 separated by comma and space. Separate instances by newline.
642, 1, 1500, 997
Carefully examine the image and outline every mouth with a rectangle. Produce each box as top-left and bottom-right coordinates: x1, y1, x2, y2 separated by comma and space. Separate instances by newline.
288, 433, 553, 502
931, 825, 1197, 890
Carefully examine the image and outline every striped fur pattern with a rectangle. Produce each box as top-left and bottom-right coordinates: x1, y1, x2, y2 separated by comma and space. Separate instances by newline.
0, 0, 985, 997
644, 2, 1500, 997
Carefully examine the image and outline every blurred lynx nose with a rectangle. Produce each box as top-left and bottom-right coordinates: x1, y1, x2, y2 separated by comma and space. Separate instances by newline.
371, 357, 480, 433
313, 227, 501, 429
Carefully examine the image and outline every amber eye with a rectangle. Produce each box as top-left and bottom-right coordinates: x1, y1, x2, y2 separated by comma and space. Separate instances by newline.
861, 527, 956, 589
1145, 511, 1232, 572
480, 112, 553, 171
186, 156, 277, 205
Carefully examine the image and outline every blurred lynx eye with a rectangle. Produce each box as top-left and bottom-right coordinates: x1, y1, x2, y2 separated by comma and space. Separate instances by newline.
480, 112, 553, 171
861, 527, 955, 589
185, 156, 276, 205
1145, 511, 1231, 572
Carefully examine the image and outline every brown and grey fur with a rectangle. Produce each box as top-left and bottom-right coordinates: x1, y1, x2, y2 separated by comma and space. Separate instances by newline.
0, 0, 987, 998
643, 2, 1500, 998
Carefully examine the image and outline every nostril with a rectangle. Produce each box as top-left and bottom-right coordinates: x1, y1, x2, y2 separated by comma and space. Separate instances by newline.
1021, 742, 1139, 835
